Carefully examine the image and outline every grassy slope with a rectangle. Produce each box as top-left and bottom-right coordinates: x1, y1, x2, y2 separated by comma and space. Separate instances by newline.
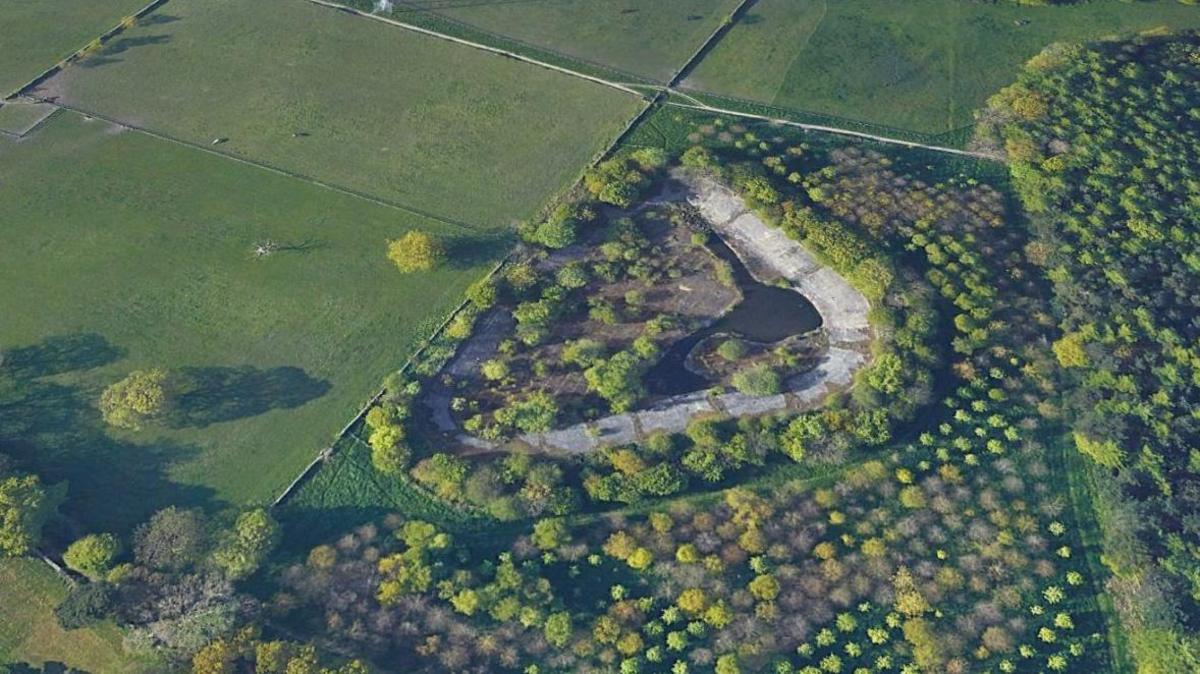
0, 0, 150, 95
0, 111, 500, 534
40, 0, 643, 228
685, 0, 1200, 135
399, 0, 740, 82
0, 559, 154, 672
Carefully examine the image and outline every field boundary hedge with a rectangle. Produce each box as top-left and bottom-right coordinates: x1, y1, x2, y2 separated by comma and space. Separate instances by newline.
5, 0, 172, 100
668, 0, 758, 88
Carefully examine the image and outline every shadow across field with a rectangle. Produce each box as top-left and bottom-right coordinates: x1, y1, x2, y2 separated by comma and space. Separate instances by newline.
0, 334, 219, 541
140, 13, 181, 27
4, 662, 87, 674
0, 332, 125, 380
78, 34, 171, 69
444, 231, 514, 269
170, 365, 330, 428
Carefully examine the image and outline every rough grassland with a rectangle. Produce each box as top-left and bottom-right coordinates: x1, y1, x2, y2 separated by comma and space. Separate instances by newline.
0, 559, 153, 672
397, 0, 741, 82
0, 0, 150, 95
39, 0, 643, 228
0, 111, 502, 535
685, 0, 1200, 135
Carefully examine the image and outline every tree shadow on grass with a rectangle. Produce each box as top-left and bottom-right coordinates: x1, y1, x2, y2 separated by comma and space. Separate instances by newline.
5, 662, 88, 674
139, 13, 181, 27
444, 231, 515, 269
169, 366, 330, 428
276, 238, 326, 254
0, 335, 220, 543
78, 34, 171, 69
0, 332, 125, 379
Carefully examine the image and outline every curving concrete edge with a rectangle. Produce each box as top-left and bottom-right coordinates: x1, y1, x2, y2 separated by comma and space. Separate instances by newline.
428, 172, 874, 454
682, 171, 872, 346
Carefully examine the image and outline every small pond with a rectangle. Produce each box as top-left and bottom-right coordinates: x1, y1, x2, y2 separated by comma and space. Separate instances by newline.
644, 233, 822, 396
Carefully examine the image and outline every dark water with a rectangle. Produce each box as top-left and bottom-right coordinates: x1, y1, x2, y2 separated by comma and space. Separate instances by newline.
645, 235, 822, 396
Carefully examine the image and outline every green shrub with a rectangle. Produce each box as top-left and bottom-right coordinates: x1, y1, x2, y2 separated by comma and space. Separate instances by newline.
731, 364, 782, 396
717, 339, 747, 361
556, 261, 589, 289
63, 533, 121, 580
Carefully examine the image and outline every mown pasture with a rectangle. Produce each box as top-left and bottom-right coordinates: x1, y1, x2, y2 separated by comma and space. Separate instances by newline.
0, 558, 154, 672
0, 0, 150, 95
37, 0, 644, 228
0, 111, 502, 535
389, 0, 741, 82
684, 0, 1200, 138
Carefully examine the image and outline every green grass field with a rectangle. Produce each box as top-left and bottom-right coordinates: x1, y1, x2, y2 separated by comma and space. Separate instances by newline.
684, 0, 1200, 136
0, 110, 504, 536
0, 102, 55, 136
0, 0, 150, 96
38, 0, 643, 228
395, 0, 740, 82
0, 559, 154, 672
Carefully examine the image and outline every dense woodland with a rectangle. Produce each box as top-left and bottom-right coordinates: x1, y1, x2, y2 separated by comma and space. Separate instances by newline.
978, 30, 1200, 672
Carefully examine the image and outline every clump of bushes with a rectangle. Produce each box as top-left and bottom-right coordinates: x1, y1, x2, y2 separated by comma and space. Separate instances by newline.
731, 363, 782, 396
519, 202, 596, 249
716, 338, 747, 361
582, 148, 666, 207
365, 375, 419, 475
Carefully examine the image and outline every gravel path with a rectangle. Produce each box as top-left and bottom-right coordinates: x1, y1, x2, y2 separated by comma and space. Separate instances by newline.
432, 172, 872, 454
